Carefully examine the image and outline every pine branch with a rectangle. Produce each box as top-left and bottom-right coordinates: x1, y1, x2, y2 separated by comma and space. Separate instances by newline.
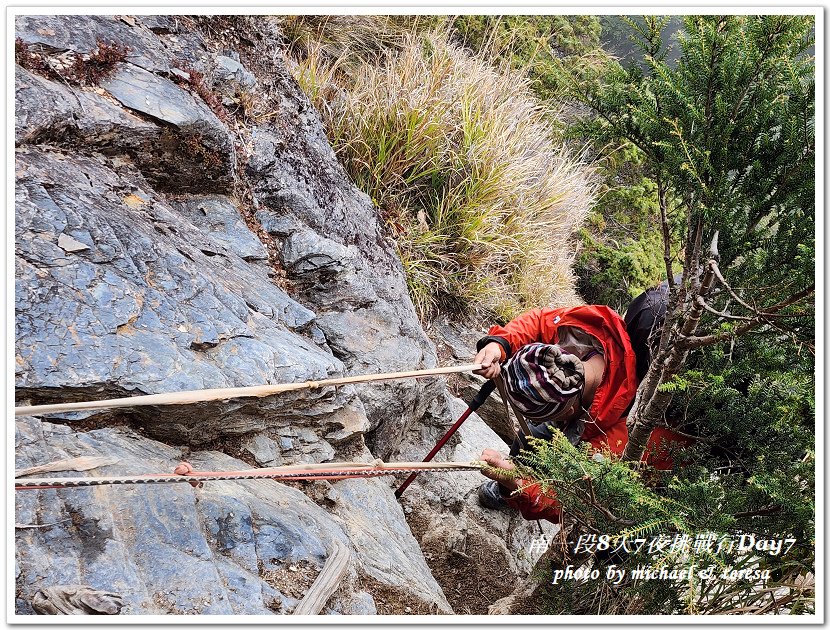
680, 283, 815, 348
733, 505, 783, 519
727, 17, 786, 124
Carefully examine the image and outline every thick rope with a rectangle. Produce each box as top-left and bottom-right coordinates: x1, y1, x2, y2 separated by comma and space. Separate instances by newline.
14, 364, 482, 417
15, 460, 485, 490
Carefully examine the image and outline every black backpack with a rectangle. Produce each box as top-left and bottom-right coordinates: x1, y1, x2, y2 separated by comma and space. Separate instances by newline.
624, 278, 676, 382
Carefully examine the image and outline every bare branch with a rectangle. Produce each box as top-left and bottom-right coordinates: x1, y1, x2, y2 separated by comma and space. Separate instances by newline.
679, 260, 719, 337
696, 296, 756, 321
689, 217, 704, 296
657, 175, 675, 287
710, 262, 758, 312
680, 284, 815, 348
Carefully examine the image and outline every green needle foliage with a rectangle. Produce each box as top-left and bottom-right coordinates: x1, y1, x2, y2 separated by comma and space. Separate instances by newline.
573, 140, 670, 310
446, 15, 604, 102
501, 428, 814, 614
508, 14, 815, 615
571, 15, 814, 285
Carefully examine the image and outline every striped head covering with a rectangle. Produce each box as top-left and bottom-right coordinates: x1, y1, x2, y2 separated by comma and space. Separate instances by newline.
503, 343, 585, 422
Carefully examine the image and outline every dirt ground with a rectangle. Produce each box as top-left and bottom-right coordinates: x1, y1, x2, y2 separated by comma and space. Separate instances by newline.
404, 508, 525, 615
357, 573, 446, 615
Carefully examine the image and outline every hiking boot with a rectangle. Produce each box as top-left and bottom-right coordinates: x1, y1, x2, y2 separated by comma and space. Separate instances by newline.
477, 480, 511, 510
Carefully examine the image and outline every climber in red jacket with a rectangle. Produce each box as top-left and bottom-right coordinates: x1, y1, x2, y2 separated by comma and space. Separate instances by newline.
473, 305, 639, 522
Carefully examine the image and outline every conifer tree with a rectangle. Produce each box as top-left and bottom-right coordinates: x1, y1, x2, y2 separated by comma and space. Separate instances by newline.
506, 15, 815, 614
569, 14, 814, 461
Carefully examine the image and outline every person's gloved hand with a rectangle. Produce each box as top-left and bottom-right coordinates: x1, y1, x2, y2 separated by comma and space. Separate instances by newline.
479, 448, 518, 491
473, 342, 504, 379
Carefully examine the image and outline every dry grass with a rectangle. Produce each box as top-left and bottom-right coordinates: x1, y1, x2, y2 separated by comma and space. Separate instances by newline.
276, 15, 424, 63
282, 20, 595, 320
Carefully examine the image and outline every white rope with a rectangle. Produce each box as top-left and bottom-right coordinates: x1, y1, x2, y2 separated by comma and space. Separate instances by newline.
15, 364, 482, 417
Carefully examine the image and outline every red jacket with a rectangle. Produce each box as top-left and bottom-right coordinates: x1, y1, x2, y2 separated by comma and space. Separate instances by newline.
486, 306, 694, 521
484, 305, 638, 521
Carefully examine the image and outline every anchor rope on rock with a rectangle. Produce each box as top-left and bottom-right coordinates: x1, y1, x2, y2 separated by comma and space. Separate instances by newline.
14, 459, 487, 491
14, 363, 482, 417
14, 363, 494, 495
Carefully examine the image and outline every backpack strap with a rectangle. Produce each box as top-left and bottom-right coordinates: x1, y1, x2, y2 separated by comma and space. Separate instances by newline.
494, 374, 532, 447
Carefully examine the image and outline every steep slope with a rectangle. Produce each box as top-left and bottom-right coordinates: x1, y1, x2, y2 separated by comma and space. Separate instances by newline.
14, 14, 552, 616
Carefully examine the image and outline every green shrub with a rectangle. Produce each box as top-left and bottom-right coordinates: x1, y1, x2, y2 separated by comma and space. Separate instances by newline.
447, 15, 603, 103
573, 140, 673, 309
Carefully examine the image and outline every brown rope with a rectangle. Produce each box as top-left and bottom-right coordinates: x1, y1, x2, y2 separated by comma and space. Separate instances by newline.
15, 460, 486, 490
14, 364, 482, 417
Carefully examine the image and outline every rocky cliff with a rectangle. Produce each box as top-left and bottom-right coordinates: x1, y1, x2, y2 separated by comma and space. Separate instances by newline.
14, 15, 552, 616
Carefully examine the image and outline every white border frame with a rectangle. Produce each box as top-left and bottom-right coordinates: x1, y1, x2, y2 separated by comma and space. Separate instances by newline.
6, 4, 823, 626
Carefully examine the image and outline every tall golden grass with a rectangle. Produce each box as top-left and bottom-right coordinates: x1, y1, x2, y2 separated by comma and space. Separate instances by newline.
282, 19, 595, 320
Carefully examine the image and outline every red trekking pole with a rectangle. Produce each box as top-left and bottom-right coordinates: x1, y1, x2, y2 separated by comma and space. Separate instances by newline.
395, 379, 496, 498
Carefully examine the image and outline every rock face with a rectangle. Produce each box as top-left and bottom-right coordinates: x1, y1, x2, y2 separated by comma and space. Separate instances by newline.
14, 14, 547, 617
15, 14, 172, 73
247, 94, 445, 460
428, 316, 517, 444
397, 394, 558, 614
15, 417, 451, 615
15, 62, 235, 194
15, 145, 356, 445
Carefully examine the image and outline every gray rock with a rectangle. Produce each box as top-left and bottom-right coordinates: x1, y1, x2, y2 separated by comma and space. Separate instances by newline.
281, 230, 353, 278
426, 317, 514, 444
339, 591, 377, 615
15, 65, 233, 195
101, 63, 217, 128
214, 54, 257, 90
99, 63, 234, 192
14, 418, 451, 615
271, 426, 336, 465
15, 14, 171, 73
327, 475, 452, 613
15, 65, 109, 144
170, 67, 191, 82
14, 66, 79, 145
57, 233, 90, 253
458, 377, 515, 445
245, 57, 447, 459
255, 210, 300, 238
14, 419, 330, 614
394, 395, 558, 613
241, 433, 281, 466
14, 147, 349, 444
138, 15, 181, 34
172, 196, 268, 262
428, 315, 484, 363
296, 440, 336, 464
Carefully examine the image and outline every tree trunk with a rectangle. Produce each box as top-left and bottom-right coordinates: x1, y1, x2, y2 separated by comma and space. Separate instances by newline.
622, 259, 717, 462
